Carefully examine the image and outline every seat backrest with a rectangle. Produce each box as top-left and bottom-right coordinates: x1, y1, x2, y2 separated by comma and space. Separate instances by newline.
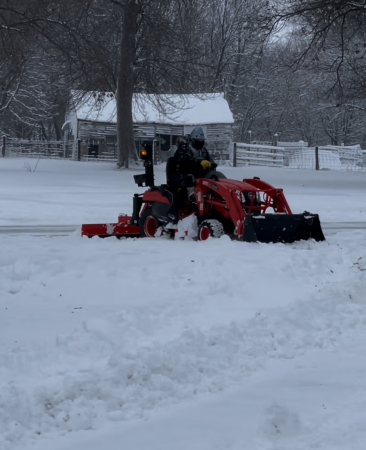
166, 156, 177, 186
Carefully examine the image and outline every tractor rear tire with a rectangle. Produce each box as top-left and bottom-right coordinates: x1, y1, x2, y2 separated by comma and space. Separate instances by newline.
139, 207, 174, 239
140, 207, 159, 238
198, 219, 224, 241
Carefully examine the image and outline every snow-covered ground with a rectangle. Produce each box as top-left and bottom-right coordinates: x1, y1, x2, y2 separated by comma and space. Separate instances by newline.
1, 158, 366, 450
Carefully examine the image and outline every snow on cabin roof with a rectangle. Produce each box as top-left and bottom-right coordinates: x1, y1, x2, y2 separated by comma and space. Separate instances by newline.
71, 92, 234, 125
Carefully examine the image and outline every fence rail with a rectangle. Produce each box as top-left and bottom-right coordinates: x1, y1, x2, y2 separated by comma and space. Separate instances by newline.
232, 142, 366, 171
2, 137, 72, 159
3, 136, 366, 172
81, 155, 117, 162
288, 145, 364, 171
319, 145, 361, 166
233, 142, 284, 167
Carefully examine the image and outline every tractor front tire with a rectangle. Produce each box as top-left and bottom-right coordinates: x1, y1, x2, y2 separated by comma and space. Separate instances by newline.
140, 207, 159, 238
198, 219, 224, 241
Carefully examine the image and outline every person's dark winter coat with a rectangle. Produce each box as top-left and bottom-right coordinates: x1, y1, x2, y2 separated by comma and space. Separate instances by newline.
168, 130, 215, 191
163, 128, 215, 224
174, 142, 214, 179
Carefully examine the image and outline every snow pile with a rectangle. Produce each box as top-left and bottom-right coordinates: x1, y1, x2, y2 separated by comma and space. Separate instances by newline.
1, 159, 366, 450
174, 214, 198, 239
1, 234, 366, 450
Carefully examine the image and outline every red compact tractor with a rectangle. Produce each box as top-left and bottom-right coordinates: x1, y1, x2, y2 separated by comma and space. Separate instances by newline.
81, 143, 325, 243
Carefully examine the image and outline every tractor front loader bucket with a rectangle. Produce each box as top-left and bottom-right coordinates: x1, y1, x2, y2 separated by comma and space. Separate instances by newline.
243, 213, 325, 243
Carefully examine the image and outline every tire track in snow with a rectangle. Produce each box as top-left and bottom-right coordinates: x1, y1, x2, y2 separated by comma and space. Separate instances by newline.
0, 222, 364, 237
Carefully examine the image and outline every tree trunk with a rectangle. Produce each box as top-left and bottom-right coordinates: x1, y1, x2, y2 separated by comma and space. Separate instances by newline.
116, 2, 139, 168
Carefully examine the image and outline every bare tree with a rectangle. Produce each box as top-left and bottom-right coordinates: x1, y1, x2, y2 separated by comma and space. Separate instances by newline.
267, 0, 366, 95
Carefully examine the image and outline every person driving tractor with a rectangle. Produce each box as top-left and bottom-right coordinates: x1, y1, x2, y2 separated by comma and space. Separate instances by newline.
162, 127, 216, 226
168, 127, 215, 191
175, 127, 214, 178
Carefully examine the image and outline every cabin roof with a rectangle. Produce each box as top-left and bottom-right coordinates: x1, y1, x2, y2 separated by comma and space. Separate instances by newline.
70, 92, 234, 125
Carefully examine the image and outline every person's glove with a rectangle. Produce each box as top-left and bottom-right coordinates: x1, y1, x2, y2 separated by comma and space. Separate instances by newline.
200, 160, 211, 169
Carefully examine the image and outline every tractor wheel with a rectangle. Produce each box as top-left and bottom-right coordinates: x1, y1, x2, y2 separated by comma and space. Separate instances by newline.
198, 219, 224, 241
140, 207, 159, 238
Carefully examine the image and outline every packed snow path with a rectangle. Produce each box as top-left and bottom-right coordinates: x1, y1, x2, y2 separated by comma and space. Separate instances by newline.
0, 221, 366, 236
1, 159, 366, 450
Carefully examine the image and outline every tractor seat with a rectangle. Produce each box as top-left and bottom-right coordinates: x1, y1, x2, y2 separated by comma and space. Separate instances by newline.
150, 185, 174, 203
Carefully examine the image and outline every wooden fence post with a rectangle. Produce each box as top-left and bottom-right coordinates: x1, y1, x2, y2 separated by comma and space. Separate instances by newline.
2, 136, 5, 157
77, 139, 81, 161
63, 131, 67, 159
233, 142, 237, 167
315, 146, 319, 170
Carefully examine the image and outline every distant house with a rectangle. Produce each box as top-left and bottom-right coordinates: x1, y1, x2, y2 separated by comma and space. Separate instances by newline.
65, 92, 234, 161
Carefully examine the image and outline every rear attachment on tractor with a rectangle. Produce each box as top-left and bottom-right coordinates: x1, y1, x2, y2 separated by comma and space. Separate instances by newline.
81, 214, 140, 239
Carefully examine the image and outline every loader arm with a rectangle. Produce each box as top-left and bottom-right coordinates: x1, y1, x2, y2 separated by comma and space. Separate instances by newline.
195, 177, 324, 243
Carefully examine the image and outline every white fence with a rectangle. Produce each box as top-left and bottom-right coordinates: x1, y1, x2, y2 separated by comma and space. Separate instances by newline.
278, 141, 307, 166
233, 142, 366, 171
288, 145, 364, 170
1, 137, 115, 162
3, 136, 366, 171
2, 137, 72, 159
233, 143, 285, 167
321, 145, 361, 166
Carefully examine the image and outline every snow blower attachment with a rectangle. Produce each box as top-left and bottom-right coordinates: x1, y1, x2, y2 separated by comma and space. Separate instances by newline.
81, 142, 325, 243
